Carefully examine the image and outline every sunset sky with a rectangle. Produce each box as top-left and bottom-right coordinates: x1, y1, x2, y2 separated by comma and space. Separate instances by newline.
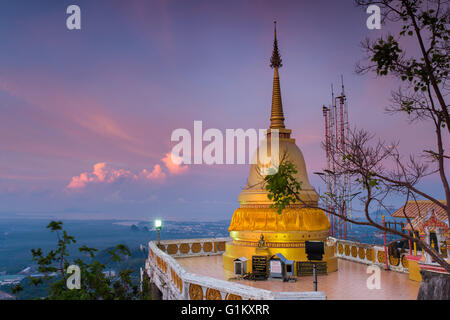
0, 0, 446, 221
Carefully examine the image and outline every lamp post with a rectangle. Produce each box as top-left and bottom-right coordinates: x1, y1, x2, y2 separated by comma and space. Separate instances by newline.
154, 219, 162, 246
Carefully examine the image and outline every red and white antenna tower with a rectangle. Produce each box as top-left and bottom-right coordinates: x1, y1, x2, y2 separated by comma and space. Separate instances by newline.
322, 76, 352, 240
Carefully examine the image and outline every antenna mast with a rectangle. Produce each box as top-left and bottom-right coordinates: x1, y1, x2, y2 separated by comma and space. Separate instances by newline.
322, 76, 351, 240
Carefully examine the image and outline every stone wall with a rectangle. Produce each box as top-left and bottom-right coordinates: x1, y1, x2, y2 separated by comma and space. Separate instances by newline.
332, 238, 410, 273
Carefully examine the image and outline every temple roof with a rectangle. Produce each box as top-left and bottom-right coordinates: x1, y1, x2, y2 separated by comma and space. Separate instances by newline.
403, 208, 449, 232
391, 200, 447, 219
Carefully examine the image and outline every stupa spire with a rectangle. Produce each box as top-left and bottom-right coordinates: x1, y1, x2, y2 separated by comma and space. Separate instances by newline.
269, 21, 285, 129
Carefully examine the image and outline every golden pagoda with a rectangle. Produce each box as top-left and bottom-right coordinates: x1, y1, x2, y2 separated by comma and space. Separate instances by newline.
223, 22, 337, 273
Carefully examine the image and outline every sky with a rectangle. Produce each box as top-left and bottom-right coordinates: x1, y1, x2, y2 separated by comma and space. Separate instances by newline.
0, 0, 447, 222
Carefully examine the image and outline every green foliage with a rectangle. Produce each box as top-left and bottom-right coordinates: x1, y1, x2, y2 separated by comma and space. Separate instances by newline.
13, 221, 141, 300
362, 0, 449, 127
264, 161, 302, 214
372, 35, 402, 76
355, 171, 380, 190
140, 272, 152, 300
10, 283, 23, 294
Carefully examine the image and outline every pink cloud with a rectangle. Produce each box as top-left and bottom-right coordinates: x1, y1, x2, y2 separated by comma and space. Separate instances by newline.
93, 163, 108, 182
162, 153, 189, 175
66, 149, 190, 190
66, 162, 166, 190
67, 172, 97, 189
140, 164, 166, 180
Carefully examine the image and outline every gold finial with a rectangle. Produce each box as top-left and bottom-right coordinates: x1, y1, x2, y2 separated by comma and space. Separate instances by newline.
269, 21, 285, 129
270, 21, 282, 69
274, 20, 277, 40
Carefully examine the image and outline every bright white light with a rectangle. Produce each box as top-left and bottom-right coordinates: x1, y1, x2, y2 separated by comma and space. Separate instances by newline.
154, 219, 162, 229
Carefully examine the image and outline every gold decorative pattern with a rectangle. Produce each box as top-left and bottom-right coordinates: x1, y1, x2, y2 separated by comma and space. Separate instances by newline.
351, 246, 357, 258
230, 230, 329, 242
358, 247, 365, 259
167, 244, 178, 255
158, 244, 166, 252
241, 203, 304, 208
233, 240, 305, 248
377, 251, 386, 264
159, 259, 167, 273
189, 284, 203, 300
206, 288, 222, 300
171, 271, 183, 293
225, 293, 242, 300
344, 245, 350, 256
217, 242, 225, 251
191, 243, 201, 253
228, 207, 330, 232
156, 256, 167, 273
265, 241, 305, 248
366, 248, 374, 261
203, 242, 212, 252
179, 243, 190, 254
389, 255, 400, 266
401, 255, 409, 269
338, 243, 344, 255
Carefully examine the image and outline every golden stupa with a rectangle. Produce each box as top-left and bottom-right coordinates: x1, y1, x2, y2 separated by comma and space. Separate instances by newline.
223, 23, 337, 273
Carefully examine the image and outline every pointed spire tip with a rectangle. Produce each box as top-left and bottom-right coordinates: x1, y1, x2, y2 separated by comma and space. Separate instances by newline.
269, 21, 285, 129
270, 21, 282, 69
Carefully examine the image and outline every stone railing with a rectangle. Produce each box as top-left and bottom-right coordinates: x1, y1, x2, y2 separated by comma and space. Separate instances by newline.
145, 238, 326, 300
332, 238, 409, 273
155, 237, 229, 258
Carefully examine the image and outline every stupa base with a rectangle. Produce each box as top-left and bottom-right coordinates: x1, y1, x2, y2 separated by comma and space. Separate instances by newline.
223, 234, 338, 274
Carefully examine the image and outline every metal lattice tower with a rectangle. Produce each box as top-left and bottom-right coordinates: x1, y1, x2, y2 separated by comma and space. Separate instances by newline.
322, 76, 352, 239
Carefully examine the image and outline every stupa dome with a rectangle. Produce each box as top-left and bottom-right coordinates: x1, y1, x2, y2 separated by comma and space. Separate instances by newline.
238, 136, 319, 207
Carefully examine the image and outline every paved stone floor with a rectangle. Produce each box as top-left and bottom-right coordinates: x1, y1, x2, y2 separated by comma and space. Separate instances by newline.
176, 255, 420, 300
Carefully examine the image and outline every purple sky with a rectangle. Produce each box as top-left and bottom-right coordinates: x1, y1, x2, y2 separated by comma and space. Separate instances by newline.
0, 0, 446, 221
